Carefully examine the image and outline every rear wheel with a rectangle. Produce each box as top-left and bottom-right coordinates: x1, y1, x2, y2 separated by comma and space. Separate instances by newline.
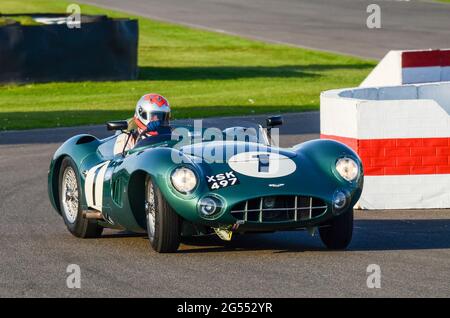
59, 157, 103, 238
319, 209, 353, 250
145, 176, 180, 253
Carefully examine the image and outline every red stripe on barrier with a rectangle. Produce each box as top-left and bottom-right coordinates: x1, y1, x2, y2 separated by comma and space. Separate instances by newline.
441, 51, 450, 67
402, 50, 450, 68
321, 134, 450, 176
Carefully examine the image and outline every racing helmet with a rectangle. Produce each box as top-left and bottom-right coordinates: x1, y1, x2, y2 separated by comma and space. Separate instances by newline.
134, 93, 171, 131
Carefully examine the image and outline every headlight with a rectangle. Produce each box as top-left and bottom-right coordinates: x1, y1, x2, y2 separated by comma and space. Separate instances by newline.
170, 167, 198, 193
335, 157, 359, 181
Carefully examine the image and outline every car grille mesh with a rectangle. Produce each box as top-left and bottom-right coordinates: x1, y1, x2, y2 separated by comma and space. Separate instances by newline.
230, 195, 327, 223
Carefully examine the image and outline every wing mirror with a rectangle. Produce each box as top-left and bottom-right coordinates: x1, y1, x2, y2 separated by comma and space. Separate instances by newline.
265, 116, 283, 145
106, 120, 128, 131
266, 115, 283, 128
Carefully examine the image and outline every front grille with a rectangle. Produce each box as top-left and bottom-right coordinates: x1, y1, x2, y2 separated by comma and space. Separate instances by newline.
230, 195, 327, 223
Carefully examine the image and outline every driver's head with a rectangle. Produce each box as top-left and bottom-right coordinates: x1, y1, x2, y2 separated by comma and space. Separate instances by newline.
134, 93, 171, 133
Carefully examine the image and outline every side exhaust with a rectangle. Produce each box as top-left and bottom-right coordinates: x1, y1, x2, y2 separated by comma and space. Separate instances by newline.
82, 210, 104, 220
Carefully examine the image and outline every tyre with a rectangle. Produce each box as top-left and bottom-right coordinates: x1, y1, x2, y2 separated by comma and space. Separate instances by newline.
145, 176, 180, 253
59, 157, 103, 238
319, 209, 353, 250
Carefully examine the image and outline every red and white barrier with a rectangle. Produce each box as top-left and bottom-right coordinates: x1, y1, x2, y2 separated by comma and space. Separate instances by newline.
321, 82, 450, 209
360, 49, 450, 87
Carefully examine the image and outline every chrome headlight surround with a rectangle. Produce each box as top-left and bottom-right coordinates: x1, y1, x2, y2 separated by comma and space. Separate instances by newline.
197, 195, 225, 219
332, 190, 350, 215
335, 157, 359, 182
170, 166, 198, 194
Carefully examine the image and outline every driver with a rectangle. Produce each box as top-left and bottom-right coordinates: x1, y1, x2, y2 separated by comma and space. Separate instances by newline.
132, 93, 171, 138
113, 93, 171, 155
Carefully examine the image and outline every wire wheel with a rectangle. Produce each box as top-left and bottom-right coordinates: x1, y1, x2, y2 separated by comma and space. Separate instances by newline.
145, 179, 156, 241
61, 166, 79, 224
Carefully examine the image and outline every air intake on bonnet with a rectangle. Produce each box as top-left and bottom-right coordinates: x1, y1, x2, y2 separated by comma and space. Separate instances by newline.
230, 195, 327, 223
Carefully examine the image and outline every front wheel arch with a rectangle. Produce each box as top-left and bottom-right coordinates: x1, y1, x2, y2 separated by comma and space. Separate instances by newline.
127, 170, 149, 230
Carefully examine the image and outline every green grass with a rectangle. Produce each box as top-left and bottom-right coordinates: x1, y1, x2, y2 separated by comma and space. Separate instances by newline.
0, 0, 375, 130
0, 15, 42, 26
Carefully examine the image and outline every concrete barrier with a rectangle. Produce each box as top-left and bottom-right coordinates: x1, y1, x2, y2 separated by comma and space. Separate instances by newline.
321, 82, 450, 209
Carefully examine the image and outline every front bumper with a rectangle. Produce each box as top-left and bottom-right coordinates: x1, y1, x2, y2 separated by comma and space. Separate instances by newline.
175, 189, 360, 231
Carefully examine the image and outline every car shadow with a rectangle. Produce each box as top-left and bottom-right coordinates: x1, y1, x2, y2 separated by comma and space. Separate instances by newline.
99, 218, 450, 254
176, 218, 450, 254
101, 231, 146, 239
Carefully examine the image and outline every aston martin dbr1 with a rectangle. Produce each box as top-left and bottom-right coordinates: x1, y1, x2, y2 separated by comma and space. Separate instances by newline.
48, 115, 363, 253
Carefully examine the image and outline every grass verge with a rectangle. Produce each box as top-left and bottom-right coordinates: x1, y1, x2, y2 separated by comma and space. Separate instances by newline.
0, 0, 375, 130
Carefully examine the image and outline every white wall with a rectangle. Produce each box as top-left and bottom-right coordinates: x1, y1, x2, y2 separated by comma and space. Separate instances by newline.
360, 51, 402, 88
321, 82, 450, 139
360, 49, 450, 87
320, 81, 450, 209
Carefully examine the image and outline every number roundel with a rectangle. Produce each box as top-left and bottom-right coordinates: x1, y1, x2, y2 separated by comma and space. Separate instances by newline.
228, 151, 296, 178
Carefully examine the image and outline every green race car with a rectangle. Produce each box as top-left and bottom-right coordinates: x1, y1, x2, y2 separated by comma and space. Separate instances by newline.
48, 116, 363, 253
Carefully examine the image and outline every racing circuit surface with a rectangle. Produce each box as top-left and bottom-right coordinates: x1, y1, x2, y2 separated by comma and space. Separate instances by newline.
1, 113, 450, 297
78, 0, 450, 59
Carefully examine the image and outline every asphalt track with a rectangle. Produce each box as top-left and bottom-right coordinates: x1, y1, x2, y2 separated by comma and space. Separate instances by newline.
1, 113, 449, 297
1, 0, 450, 298
79, 0, 450, 59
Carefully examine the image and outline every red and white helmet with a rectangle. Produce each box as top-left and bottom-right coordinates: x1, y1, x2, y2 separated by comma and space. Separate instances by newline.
134, 93, 171, 131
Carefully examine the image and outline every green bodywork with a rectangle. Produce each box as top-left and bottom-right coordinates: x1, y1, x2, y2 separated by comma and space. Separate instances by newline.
48, 125, 363, 234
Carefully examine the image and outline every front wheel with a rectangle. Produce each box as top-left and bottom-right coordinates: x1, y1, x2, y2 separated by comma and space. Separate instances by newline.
59, 157, 103, 238
319, 209, 353, 250
145, 176, 180, 253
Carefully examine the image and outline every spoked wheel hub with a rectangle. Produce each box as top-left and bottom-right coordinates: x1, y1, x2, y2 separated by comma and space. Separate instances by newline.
145, 181, 156, 241
61, 167, 79, 224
